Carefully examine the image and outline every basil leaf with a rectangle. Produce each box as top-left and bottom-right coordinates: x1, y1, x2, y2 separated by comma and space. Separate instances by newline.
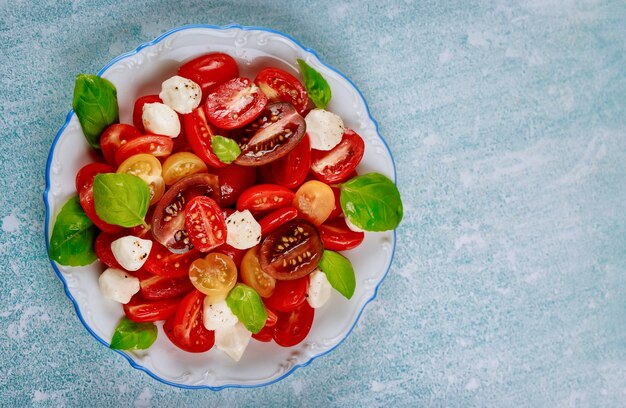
211, 135, 241, 164
297, 59, 331, 109
72, 74, 119, 150
340, 173, 403, 231
318, 250, 356, 299
110, 317, 157, 350
226, 284, 267, 334
48, 195, 98, 266
93, 173, 150, 228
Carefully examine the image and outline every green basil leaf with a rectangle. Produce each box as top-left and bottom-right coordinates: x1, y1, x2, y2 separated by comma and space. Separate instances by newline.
72, 74, 119, 150
226, 283, 267, 334
340, 172, 403, 231
110, 317, 157, 350
211, 135, 241, 164
318, 250, 356, 299
93, 173, 150, 228
48, 195, 98, 266
297, 58, 331, 109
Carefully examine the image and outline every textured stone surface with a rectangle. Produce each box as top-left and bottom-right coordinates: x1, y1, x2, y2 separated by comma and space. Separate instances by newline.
1, 0, 626, 406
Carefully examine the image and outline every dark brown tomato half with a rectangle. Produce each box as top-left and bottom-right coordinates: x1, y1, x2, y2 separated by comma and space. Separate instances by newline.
259, 218, 323, 280
233, 102, 305, 167
151, 173, 220, 253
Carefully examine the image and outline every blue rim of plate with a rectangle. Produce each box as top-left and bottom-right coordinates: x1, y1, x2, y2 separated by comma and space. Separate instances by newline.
43, 23, 397, 390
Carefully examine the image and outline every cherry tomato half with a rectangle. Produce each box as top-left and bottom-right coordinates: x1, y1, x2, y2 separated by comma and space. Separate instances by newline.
177, 53, 239, 99
240, 246, 276, 298
184, 196, 226, 253
162, 152, 208, 186
135, 268, 194, 300
94, 231, 123, 268
184, 106, 227, 168
236, 184, 295, 216
115, 135, 174, 166
252, 325, 273, 342
255, 67, 310, 115
213, 164, 257, 207
310, 129, 365, 184
273, 301, 314, 347
123, 293, 181, 323
258, 206, 299, 237
205, 77, 268, 130
293, 180, 335, 226
327, 186, 343, 220
318, 217, 365, 251
143, 240, 201, 278
76, 163, 123, 234
214, 243, 246, 270
116, 154, 165, 206
133, 95, 161, 133
168, 290, 215, 353
100, 124, 142, 166
263, 134, 311, 189
264, 276, 309, 313
188, 253, 237, 304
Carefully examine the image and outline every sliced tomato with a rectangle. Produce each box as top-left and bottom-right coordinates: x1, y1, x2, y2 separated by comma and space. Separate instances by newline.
100, 124, 142, 166
264, 134, 311, 189
204, 77, 268, 130
94, 231, 123, 268
184, 196, 226, 253
258, 206, 298, 236
214, 243, 246, 269
213, 164, 257, 207
184, 106, 227, 168
177, 53, 239, 99
123, 293, 181, 323
169, 290, 215, 353
135, 268, 194, 300
255, 67, 310, 115
133, 94, 161, 132
273, 301, 314, 347
115, 135, 174, 165
263, 277, 309, 313
232, 102, 306, 167
162, 152, 208, 186
240, 246, 276, 298
236, 184, 295, 216
292, 180, 335, 226
319, 217, 365, 251
143, 240, 201, 278
310, 129, 365, 184
76, 163, 123, 234
188, 253, 238, 304
151, 173, 220, 253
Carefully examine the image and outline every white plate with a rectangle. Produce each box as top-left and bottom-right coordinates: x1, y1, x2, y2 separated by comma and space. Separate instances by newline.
44, 24, 397, 389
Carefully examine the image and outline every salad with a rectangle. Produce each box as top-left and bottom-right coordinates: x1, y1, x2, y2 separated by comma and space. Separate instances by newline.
48, 52, 403, 362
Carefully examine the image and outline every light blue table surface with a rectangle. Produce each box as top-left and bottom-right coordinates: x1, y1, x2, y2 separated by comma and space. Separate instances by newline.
1, 0, 625, 406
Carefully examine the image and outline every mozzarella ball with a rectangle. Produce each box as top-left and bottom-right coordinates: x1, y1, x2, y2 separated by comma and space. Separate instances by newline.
98, 268, 140, 304
307, 269, 332, 308
142, 102, 180, 137
203, 298, 238, 331
110, 235, 152, 271
215, 322, 252, 362
305, 109, 344, 151
225, 210, 261, 250
159, 75, 202, 114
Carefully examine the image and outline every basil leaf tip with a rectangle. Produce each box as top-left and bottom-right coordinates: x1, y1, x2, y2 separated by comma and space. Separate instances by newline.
93, 173, 150, 228
211, 135, 241, 164
49, 195, 97, 266
340, 172, 403, 231
297, 58, 331, 109
226, 284, 267, 334
110, 317, 157, 350
72, 74, 119, 150
318, 250, 356, 299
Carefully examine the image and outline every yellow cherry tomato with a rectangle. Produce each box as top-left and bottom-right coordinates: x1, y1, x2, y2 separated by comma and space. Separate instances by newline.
116, 153, 165, 205
161, 152, 208, 186
293, 180, 334, 225
188, 253, 237, 304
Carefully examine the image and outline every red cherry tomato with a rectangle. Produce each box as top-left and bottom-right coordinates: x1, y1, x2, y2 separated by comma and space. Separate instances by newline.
254, 67, 310, 115
213, 164, 257, 207
133, 95, 161, 132
184, 196, 226, 252
236, 184, 295, 216
94, 231, 123, 268
258, 207, 298, 236
327, 187, 343, 220
177, 53, 239, 99
318, 217, 365, 251
75, 163, 123, 234
143, 240, 201, 278
123, 293, 181, 323
169, 290, 215, 353
263, 277, 309, 313
273, 301, 314, 347
310, 129, 365, 184
214, 243, 246, 269
204, 77, 268, 130
115, 135, 174, 165
100, 124, 142, 166
252, 325, 273, 342
264, 135, 311, 189
184, 106, 227, 168
135, 268, 194, 300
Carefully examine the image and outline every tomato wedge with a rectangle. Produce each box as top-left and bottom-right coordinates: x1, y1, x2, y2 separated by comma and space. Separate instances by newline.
273, 301, 314, 347
115, 135, 174, 165
168, 290, 215, 353
143, 240, 201, 278
184, 196, 226, 252
184, 106, 227, 168
263, 135, 311, 189
133, 95, 161, 133
318, 217, 365, 251
177, 53, 239, 98
236, 184, 295, 216
123, 293, 181, 323
76, 163, 123, 234
255, 67, 310, 115
204, 77, 268, 130
135, 268, 194, 300
263, 276, 309, 313
310, 129, 365, 184
100, 124, 142, 166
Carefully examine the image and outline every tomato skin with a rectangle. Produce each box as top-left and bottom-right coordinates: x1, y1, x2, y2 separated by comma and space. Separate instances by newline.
264, 135, 311, 189
115, 135, 174, 165
123, 293, 181, 323
177, 53, 239, 99
264, 277, 309, 313
184, 196, 226, 252
213, 164, 257, 207
292, 180, 335, 226
258, 207, 299, 236
184, 106, 227, 168
143, 240, 201, 278
240, 246, 276, 298
214, 243, 246, 269
135, 268, 194, 300
236, 184, 295, 216
327, 187, 343, 220
254, 67, 310, 115
170, 290, 215, 353
252, 325, 273, 342
100, 124, 142, 166
76, 163, 123, 234
94, 231, 123, 269
205, 77, 268, 130
310, 129, 365, 184
133, 95, 161, 132
188, 253, 237, 303
318, 217, 365, 251
273, 301, 315, 347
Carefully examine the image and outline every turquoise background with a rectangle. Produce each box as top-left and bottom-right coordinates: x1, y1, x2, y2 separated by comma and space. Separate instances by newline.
1, 0, 625, 406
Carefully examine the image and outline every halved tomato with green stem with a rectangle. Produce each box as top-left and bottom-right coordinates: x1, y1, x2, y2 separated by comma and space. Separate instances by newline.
184, 196, 226, 253
204, 77, 268, 130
